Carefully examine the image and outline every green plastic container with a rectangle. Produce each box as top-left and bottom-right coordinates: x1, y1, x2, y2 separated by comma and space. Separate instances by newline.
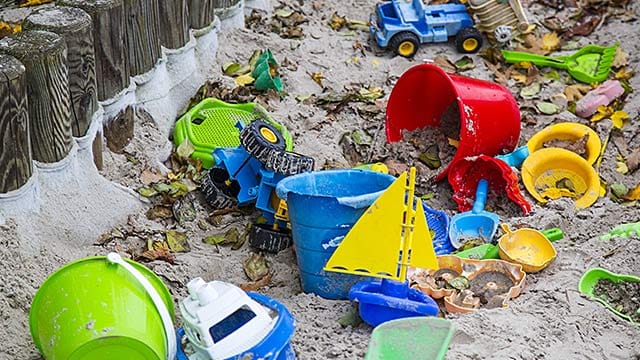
365, 317, 455, 360
30, 255, 175, 360
578, 268, 640, 326
173, 98, 293, 168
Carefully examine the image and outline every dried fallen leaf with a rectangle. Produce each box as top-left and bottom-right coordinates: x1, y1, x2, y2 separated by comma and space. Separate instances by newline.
138, 187, 159, 197
146, 205, 173, 220
166, 230, 190, 252
564, 84, 591, 102
140, 241, 175, 264
310, 72, 325, 87
627, 147, 640, 173
234, 73, 255, 86
140, 169, 165, 186
590, 105, 612, 123
520, 82, 541, 98
433, 55, 456, 73
612, 46, 629, 68
454, 56, 475, 71
541, 32, 561, 52
243, 253, 269, 281
176, 138, 195, 159
610, 110, 629, 129
536, 101, 561, 115
240, 272, 273, 291
614, 67, 634, 81
622, 183, 640, 201
329, 12, 346, 30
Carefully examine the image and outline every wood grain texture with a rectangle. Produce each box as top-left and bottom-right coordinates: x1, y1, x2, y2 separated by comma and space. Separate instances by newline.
24, 6, 98, 137
187, 0, 215, 29
0, 30, 72, 163
213, 0, 241, 9
123, 0, 161, 76
0, 54, 32, 193
159, 0, 189, 49
58, 0, 129, 101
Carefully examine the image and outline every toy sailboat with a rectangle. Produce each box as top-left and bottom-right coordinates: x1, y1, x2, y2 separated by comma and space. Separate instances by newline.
324, 167, 440, 327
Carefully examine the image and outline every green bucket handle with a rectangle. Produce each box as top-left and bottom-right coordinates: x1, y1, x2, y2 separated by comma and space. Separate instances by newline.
106, 253, 177, 360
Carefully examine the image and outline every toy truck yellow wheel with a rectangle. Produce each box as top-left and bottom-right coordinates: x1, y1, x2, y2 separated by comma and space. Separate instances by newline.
456, 27, 483, 53
390, 32, 419, 58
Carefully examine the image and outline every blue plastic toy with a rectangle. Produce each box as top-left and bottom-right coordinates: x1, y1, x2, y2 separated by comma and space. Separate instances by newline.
370, 0, 482, 57
448, 179, 500, 249
201, 120, 314, 253
175, 279, 296, 360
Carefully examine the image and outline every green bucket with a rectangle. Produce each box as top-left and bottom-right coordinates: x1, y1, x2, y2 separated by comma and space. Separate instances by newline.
365, 317, 455, 360
30, 253, 176, 360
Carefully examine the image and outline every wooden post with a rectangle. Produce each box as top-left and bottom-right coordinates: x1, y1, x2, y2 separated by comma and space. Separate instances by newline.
159, 0, 190, 50
57, 0, 128, 102
187, 0, 216, 29
0, 54, 32, 193
0, 30, 72, 164
122, 0, 161, 76
213, 0, 241, 9
24, 6, 98, 138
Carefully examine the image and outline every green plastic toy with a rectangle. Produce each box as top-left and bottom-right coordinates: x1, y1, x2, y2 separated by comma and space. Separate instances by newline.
502, 44, 618, 84
455, 227, 563, 260
173, 98, 293, 168
578, 268, 640, 327
364, 317, 455, 360
599, 221, 640, 240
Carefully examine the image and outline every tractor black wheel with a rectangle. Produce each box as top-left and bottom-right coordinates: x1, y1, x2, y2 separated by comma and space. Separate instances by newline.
240, 119, 287, 164
389, 32, 419, 58
200, 168, 240, 209
456, 27, 483, 54
249, 223, 293, 253
265, 150, 315, 176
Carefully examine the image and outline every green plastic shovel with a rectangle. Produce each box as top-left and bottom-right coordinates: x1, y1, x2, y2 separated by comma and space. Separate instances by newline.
578, 268, 640, 327
502, 44, 618, 84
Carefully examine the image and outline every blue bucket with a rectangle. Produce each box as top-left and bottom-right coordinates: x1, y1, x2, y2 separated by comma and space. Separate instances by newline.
276, 170, 396, 300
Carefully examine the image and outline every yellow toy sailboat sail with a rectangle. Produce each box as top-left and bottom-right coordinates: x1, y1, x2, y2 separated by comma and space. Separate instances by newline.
323, 167, 439, 282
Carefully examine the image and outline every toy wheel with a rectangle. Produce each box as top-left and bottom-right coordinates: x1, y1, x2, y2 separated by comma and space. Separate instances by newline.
249, 223, 293, 253
494, 25, 512, 43
240, 119, 287, 164
456, 27, 483, 54
265, 150, 315, 176
200, 168, 240, 209
389, 32, 419, 58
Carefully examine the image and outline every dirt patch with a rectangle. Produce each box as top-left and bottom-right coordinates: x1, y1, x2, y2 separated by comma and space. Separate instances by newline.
593, 278, 640, 323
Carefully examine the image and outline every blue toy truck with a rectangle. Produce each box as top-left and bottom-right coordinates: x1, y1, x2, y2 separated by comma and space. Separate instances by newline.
370, 0, 483, 57
201, 120, 314, 253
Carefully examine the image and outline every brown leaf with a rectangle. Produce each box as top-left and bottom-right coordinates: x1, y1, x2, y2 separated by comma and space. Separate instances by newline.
564, 14, 601, 38
146, 205, 174, 220
243, 253, 270, 281
612, 46, 630, 68
383, 159, 409, 176
483, 60, 508, 85
564, 84, 592, 102
626, 147, 640, 173
433, 56, 456, 73
329, 12, 346, 30
239, 272, 273, 291
140, 169, 165, 185
139, 242, 175, 264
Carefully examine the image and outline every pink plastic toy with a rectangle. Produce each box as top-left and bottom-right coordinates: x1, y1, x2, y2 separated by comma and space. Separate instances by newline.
576, 80, 624, 118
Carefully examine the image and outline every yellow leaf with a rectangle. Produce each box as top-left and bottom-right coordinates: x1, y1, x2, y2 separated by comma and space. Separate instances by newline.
590, 105, 612, 123
541, 32, 561, 51
616, 161, 629, 174
234, 74, 254, 86
614, 67, 634, 80
448, 138, 460, 147
610, 110, 629, 129
513, 61, 533, 70
511, 72, 528, 83
612, 47, 629, 68
310, 72, 324, 87
372, 59, 380, 67
622, 183, 640, 201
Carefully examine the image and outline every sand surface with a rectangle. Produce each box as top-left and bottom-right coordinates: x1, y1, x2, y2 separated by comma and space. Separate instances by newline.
1, 0, 639, 359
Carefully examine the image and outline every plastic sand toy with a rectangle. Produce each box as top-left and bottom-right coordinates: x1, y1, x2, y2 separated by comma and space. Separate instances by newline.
364, 317, 455, 360
448, 179, 500, 249
455, 228, 563, 260
502, 44, 618, 84
521, 147, 600, 209
176, 278, 296, 360
385, 64, 521, 181
497, 224, 557, 273
323, 167, 440, 326
578, 268, 640, 327
173, 98, 293, 168
599, 221, 640, 240
496, 122, 601, 168
409, 255, 526, 313
576, 80, 625, 118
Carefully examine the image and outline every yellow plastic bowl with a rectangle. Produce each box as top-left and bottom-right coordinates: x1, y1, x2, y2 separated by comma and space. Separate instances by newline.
527, 122, 601, 165
498, 224, 557, 273
521, 147, 599, 209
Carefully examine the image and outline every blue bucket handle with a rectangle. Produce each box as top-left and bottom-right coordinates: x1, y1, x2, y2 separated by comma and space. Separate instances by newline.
472, 179, 488, 214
